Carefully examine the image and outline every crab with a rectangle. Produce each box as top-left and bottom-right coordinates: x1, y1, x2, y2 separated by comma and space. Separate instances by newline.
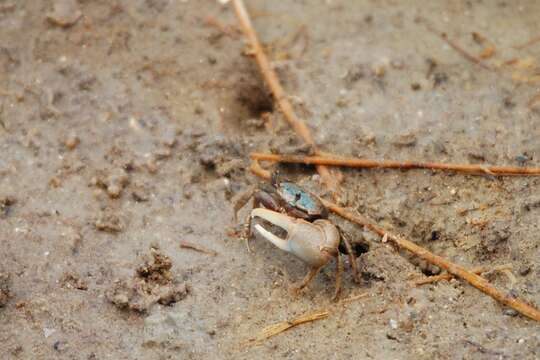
234, 172, 328, 222
234, 172, 361, 299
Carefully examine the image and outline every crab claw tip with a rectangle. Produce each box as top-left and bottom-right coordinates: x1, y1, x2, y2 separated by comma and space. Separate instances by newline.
253, 223, 291, 252
250, 208, 295, 232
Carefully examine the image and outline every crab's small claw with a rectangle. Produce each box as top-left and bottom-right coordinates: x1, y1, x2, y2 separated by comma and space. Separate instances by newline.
251, 208, 340, 268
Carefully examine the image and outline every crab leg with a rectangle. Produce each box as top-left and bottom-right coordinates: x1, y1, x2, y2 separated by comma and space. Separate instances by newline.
232, 186, 256, 221
292, 266, 322, 294
341, 231, 361, 284
333, 252, 343, 301
242, 213, 253, 253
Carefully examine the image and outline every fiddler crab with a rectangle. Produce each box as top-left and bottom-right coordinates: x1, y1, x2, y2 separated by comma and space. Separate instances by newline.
234, 172, 361, 300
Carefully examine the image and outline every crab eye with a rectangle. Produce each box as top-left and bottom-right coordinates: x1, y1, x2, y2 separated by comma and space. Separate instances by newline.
270, 171, 280, 187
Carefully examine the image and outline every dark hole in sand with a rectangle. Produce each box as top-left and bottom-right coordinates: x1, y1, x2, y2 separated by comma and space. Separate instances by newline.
339, 240, 370, 258
236, 83, 274, 118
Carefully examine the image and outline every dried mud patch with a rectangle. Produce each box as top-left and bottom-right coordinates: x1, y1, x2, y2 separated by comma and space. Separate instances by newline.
106, 246, 189, 313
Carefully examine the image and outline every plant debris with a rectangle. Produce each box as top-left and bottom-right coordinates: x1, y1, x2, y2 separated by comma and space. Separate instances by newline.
179, 240, 218, 256
250, 310, 329, 343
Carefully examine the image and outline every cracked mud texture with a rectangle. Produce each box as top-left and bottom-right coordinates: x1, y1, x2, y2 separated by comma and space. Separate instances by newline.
0, 1, 539, 359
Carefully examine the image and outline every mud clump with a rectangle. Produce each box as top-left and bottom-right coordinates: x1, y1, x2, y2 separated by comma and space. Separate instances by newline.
135, 248, 174, 285
106, 247, 189, 313
0, 272, 12, 307
46, 0, 82, 28
90, 169, 130, 199
0, 196, 16, 218
131, 182, 151, 202
62, 132, 80, 150
196, 135, 245, 178
94, 208, 124, 233
60, 272, 88, 290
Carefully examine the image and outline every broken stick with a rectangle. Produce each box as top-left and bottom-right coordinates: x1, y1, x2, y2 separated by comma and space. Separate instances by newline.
252, 310, 329, 342
179, 240, 218, 256
250, 152, 540, 176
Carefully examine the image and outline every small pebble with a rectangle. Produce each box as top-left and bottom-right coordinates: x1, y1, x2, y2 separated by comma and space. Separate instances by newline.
43, 328, 56, 338
153, 147, 171, 160
162, 129, 177, 147
390, 59, 404, 69
53, 340, 65, 351
107, 184, 122, 198
372, 64, 386, 77
106, 171, 129, 198
503, 308, 518, 317
64, 133, 80, 150
146, 158, 158, 174
49, 177, 62, 188
46, 0, 82, 28
182, 187, 193, 199
132, 188, 149, 202
518, 265, 531, 276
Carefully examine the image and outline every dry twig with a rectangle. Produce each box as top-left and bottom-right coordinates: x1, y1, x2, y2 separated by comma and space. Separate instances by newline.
340, 292, 370, 304
249, 161, 540, 322
179, 240, 218, 256
231, 0, 340, 194
251, 310, 329, 343
424, 22, 492, 70
414, 264, 513, 286
250, 152, 540, 176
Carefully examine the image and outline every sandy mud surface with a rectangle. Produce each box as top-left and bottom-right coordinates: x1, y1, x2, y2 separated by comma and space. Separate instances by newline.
0, 1, 539, 359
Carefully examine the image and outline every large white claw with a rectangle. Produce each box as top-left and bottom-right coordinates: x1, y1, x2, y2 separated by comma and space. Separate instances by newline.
251, 208, 294, 232
251, 208, 340, 268
251, 208, 295, 252
253, 224, 291, 252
